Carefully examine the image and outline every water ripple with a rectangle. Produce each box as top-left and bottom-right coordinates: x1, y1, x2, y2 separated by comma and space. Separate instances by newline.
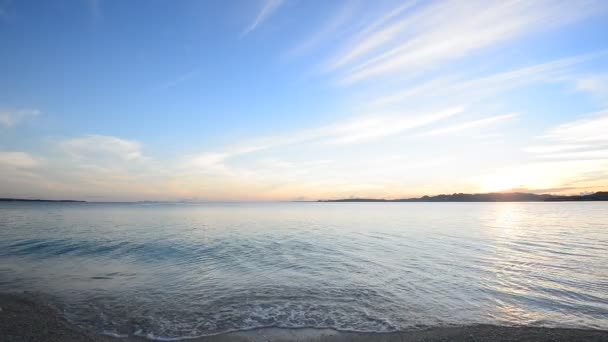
1, 202, 607, 339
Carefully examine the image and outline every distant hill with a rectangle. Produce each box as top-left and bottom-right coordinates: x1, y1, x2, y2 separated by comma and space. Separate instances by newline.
0, 198, 86, 203
545, 192, 608, 201
320, 192, 608, 202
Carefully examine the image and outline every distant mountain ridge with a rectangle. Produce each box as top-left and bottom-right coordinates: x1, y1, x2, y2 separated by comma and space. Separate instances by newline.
320, 191, 608, 202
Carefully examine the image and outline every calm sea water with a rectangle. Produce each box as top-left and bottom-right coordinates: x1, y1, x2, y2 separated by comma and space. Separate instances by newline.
1, 202, 607, 339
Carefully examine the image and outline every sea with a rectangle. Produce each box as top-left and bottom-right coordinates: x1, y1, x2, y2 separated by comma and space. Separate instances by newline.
0, 201, 607, 340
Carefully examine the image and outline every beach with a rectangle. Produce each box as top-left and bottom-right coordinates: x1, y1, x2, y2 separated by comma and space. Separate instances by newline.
2, 292, 608, 342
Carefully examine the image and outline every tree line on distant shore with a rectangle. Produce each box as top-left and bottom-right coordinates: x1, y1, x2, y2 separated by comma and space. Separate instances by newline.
320, 191, 608, 202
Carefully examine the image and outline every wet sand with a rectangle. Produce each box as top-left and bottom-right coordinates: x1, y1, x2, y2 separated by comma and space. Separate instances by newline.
2, 292, 608, 342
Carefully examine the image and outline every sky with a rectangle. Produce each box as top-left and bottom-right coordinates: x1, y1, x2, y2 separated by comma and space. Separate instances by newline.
1, 0, 608, 201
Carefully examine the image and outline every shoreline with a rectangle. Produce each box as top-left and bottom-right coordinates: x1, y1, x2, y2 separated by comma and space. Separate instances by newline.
2, 293, 608, 342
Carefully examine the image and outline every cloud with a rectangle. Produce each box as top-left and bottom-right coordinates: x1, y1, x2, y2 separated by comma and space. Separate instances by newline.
525, 110, 608, 162
179, 152, 232, 178
416, 112, 519, 137
541, 109, 608, 143
0, 109, 40, 127
187, 106, 465, 169
324, 106, 463, 144
363, 52, 603, 112
320, 0, 604, 84
2, 134, 172, 201
284, 1, 363, 59
52, 135, 157, 190
326, 0, 421, 70
535, 150, 608, 161
478, 159, 608, 193
59, 135, 145, 162
574, 73, 608, 101
0, 152, 39, 168
179, 106, 465, 175
171, 106, 465, 197
241, 0, 284, 37
523, 144, 593, 154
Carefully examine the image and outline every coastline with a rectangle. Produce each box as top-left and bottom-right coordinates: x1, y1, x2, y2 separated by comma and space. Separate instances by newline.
2, 292, 608, 342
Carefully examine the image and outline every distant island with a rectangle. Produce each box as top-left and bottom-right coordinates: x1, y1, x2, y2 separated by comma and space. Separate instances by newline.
319, 191, 608, 202
0, 198, 86, 203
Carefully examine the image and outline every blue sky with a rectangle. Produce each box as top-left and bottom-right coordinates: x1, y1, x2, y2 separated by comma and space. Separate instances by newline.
1, 0, 608, 201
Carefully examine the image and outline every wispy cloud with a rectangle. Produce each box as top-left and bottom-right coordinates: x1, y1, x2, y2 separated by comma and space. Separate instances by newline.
525, 110, 608, 162
535, 150, 608, 161
0, 109, 40, 127
3, 1, 607, 201
326, 0, 421, 71
174, 106, 464, 195
0, 151, 45, 199
241, 0, 285, 37
229, 104, 608, 197
478, 158, 608, 193
59, 135, 145, 163
523, 144, 593, 154
574, 73, 608, 101
324, 106, 463, 144
187, 106, 465, 167
366, 52, 602, 109
8, 135, 169, 201
417, 113, 519, 137
284, 2, 357, 58
541, 109, 608, 143
319, 0, 604, 84
0, 151, 39, 168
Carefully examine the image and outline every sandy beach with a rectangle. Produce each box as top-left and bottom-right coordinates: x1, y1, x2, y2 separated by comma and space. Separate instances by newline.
2, 292, 608, 342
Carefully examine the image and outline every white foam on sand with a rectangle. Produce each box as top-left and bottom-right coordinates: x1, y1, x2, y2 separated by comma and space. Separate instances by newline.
101, 330, 129, 338
228, 328, 340, 342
